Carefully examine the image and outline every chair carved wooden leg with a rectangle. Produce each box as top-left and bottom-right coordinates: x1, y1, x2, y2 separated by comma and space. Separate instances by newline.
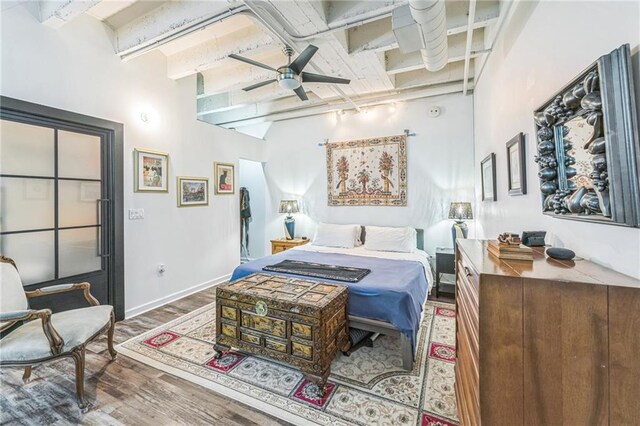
22, 366, 32, 383
107, 312, 117, 361
71, 347, 89, 411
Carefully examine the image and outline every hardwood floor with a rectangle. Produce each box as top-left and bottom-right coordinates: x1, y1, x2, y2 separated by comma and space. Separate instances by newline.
1, 286, 453, 425
0, 289, 291, 426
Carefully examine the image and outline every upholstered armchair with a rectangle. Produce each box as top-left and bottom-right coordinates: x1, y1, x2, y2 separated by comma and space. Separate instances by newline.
0, 256, 117, 410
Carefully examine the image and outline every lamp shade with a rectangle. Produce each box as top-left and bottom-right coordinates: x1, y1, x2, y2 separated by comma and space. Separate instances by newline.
448, 202, 473, 221
278, 199, 299, 214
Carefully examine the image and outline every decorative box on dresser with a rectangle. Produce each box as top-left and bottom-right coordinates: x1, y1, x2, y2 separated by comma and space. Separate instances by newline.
454, 239, 640, 426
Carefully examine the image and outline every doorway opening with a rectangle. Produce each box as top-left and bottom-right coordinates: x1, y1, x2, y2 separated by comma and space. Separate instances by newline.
238, 159, 267, 263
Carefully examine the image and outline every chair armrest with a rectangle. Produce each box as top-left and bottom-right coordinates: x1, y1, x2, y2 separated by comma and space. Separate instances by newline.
25, 282, 99, 306
0, 309, 65, 355
0, 309, 37, 322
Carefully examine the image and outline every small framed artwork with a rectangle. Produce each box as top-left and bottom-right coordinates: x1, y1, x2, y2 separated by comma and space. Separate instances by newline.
214, 162, 235, 195
506, 133, 527, 196
481, 153, 497, 202
177, 177, 209, 207
134, 148, 169, 192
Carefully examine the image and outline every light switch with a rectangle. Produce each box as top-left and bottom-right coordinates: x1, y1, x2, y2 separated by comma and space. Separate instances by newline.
129, 208, 144, 220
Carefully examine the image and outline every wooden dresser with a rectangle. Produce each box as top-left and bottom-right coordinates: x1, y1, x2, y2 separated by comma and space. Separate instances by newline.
215, 273, 349, 387
455, 239, 640, 425
271, 238, 309, 254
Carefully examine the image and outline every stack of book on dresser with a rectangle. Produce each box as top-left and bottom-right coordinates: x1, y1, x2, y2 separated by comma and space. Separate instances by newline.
487, 240, 533, 261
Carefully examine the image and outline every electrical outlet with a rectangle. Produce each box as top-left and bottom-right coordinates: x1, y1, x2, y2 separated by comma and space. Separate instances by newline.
129, 208, 145, 220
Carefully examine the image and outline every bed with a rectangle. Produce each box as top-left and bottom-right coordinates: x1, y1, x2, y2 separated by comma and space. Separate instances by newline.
230, 229, 432, 370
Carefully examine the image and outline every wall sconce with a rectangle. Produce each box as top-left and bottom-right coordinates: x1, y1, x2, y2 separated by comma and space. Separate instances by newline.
140, 112, 150, 123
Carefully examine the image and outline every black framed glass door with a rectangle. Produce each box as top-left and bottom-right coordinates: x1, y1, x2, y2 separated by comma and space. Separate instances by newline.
0, 97, 124, 319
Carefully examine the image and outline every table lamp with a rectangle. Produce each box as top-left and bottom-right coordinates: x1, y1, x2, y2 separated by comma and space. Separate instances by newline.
448, 202, 473, 248
279, 200, 299, 240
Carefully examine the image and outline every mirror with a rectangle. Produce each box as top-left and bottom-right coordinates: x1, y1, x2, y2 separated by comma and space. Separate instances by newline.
533, 44, 640, 227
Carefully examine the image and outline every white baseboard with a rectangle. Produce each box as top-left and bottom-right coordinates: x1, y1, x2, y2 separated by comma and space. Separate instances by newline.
125, 273, 231, 319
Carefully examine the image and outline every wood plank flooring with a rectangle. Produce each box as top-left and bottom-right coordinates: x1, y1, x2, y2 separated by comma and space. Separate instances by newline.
1, 287, 454, 425
0, 289, 291, 426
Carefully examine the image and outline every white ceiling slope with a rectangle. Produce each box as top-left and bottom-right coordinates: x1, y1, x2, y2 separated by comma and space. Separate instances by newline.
34, 0, 513, 129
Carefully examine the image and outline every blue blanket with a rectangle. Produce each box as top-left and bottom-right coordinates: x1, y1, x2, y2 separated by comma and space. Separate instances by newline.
230, 249, 429, 355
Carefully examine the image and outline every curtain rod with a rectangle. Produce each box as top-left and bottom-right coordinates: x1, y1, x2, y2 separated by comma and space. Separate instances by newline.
317, 130, 415, 147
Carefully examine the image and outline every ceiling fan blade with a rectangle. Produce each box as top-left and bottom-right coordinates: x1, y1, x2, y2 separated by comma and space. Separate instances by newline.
289, 45, 319, 74
228, 54, 275, 72
294, 86, 309, 101
301, 72, 350, 85
242, 79, 276, 91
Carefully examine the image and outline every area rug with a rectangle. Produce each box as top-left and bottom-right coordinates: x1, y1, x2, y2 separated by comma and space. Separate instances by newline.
116, 299, 458, 426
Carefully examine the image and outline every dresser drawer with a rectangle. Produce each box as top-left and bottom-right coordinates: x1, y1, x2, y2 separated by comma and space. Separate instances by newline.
292, 341, 313, 360
221, 323, 237, 338
272, 244, 287, 254
265, 337, 288, 353
241, 312, 287, 338
240, 330, 262, 346
291, 322, 313, 340
221, 305, 237, 321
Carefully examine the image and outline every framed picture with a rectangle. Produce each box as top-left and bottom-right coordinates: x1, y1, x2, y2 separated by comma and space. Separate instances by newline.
481, 153, 497, 201
177, 177, 209, 207
506, 133, 527, 196
214, 162, 235, 195
134, 148, 169, 192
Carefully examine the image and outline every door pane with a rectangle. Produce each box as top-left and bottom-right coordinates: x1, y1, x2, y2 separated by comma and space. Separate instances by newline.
59, 227, 101, 278
0, 231, 55, 285
0, 177, 54, 232
58, 130, 101, 179
59, 180, 101, 227
0, 119, 55, 177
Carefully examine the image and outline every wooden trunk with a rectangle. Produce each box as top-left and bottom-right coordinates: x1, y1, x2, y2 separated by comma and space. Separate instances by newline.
215, 273, 350, 387
455, 239, 640, 425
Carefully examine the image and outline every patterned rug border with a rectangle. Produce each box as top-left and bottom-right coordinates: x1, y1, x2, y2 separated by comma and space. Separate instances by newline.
116, 298, 456, 426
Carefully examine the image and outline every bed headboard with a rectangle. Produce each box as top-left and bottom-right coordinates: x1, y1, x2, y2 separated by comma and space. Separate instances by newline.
359, 226, 424, 251
416, 229, 424, 251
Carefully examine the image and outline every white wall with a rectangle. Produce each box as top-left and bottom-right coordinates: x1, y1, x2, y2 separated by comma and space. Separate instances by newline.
238, 159, 267, 260
262, 95, 475, 255
473, 1, 640, 278
0, 4, 265, 316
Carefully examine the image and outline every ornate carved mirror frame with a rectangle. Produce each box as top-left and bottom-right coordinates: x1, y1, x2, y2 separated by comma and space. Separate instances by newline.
533, 44, 640, 227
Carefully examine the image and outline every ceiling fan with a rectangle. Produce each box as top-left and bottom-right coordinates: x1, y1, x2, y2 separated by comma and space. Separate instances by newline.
228, 45, 350, 101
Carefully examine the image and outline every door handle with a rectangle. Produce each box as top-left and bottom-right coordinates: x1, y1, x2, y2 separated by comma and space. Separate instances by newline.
96, 199, 110, 257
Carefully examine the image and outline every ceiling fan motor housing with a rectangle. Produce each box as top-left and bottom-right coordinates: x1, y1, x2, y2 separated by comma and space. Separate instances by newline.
277, 67, 302, 90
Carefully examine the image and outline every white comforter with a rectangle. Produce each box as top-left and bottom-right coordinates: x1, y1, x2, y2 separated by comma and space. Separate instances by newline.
291, 244, 434, 292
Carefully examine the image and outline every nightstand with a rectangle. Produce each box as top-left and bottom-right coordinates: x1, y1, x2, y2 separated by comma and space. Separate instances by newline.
271, 238, 309, 254
435, 247, 455, 297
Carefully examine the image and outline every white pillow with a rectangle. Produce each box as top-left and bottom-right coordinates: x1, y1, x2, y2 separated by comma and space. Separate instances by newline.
364, 226, 417, 253
312, 223, 360, 248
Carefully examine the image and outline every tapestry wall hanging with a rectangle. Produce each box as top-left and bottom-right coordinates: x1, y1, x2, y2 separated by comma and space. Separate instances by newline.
326, 134, 407, 206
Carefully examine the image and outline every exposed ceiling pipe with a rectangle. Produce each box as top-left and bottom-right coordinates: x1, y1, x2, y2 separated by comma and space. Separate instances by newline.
462, 0, 477, 95
119, 5, 251, 61
121, 3, 398, 62
268, 6, 398, 42
409, 0, 448, 72
207, 81, 469, 128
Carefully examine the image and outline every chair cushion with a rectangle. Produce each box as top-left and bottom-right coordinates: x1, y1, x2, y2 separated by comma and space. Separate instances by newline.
0, 262, 28, 331
0, 305, 113, 362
